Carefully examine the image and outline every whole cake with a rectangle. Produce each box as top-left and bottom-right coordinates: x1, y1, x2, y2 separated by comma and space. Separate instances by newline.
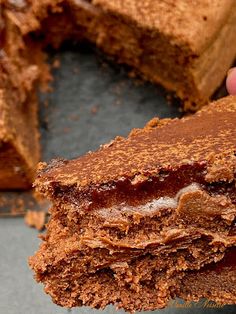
1, 0, 236, 189
29, 96, 236, 312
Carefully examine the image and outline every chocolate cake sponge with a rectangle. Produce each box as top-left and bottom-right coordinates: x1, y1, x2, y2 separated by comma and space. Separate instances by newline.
180, 247, 236, 305
1, 0, 236, 189
30, 96, 236, 312
0, 4, 49, 189
0, 56, 40, 189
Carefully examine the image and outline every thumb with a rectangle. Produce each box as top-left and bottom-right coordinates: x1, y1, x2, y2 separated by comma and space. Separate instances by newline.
226, 67, 236, 95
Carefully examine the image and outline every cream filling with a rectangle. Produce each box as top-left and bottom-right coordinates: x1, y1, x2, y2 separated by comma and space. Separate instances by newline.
96, 183, 201, 222
94, 182, 235, 226
7, 0, 27, 8
72, 0, 100, 14
80, 183, 236, 250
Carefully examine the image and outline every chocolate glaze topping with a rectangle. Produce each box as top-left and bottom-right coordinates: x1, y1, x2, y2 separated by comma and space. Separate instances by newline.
36, 96, 236, 194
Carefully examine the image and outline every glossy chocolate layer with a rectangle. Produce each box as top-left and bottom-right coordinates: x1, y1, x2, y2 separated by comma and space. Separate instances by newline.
36, 96, 236, 198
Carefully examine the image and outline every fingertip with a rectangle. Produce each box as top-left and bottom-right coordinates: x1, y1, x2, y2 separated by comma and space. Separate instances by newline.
226, 67, 236, 95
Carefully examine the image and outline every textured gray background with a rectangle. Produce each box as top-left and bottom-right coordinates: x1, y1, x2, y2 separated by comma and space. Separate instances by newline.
0, 44, 234, 314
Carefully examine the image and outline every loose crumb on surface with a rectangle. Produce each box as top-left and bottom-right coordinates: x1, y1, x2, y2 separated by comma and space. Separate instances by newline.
90, 105, 99, 114
25, 210, 47, 231
52, 58, 61, 69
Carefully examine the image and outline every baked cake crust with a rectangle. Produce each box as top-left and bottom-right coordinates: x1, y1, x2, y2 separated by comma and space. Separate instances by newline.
30, 96, 236, 312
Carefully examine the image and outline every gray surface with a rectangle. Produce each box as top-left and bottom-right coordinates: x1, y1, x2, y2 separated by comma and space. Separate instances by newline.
39, 44, 180, 161
0, 44, 234, 314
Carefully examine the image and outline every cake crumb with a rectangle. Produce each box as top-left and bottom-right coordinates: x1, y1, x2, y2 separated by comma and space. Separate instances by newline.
166, 94, 173, 105
25, 210, 47, 231
43, 99, 49, 108
52, 58, 61, 69
91, 105, 99, 114
128, 69, 137, 79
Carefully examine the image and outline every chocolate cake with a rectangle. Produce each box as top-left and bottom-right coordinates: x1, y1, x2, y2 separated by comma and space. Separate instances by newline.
29, 96, 236, 312
0, 56, 40, 189
1, 0, 236, 189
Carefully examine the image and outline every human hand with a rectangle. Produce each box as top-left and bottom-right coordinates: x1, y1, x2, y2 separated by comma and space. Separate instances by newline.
226, 67, 236, 95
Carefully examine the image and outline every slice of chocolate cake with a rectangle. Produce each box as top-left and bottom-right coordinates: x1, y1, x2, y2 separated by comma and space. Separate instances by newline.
0, 3, 49, 189
0, 56, 40, 189
5, 0, 236, 109
30, 96, 236, 312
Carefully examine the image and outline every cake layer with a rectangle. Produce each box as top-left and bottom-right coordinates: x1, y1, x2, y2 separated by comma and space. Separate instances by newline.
30, 96, 236, 311
29, 215, 236, 312
179, 247, 236, 305
0, 56, 40, 189
30, 206, 235, 280
0, 3, 50, 189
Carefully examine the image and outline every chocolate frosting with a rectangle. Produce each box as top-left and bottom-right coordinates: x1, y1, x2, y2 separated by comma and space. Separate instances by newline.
36, 96, 236, 193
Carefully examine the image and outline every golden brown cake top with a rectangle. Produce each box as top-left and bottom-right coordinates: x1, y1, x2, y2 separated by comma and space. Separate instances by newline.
93, 0, 234, 54
36, 96, 236, 193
